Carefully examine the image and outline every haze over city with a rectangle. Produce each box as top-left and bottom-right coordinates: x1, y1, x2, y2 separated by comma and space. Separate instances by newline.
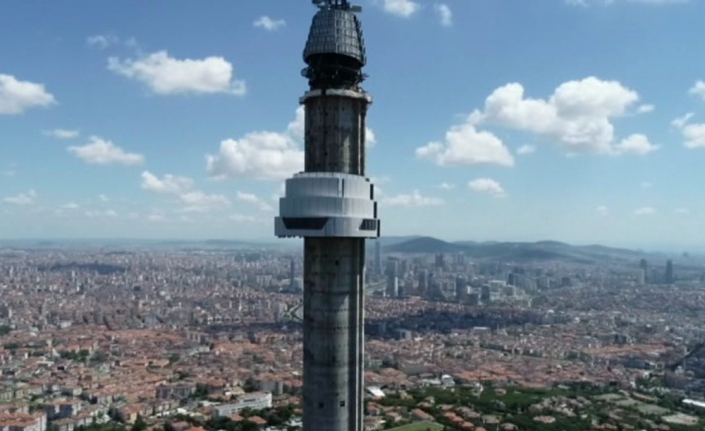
2, 0, 705, 248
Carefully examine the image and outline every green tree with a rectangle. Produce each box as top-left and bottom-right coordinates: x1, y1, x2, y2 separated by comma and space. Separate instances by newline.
131, 415, 147, 431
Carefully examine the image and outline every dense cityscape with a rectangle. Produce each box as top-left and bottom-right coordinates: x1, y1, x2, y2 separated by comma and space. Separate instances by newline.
1, 239, 705, 431
4, 0, 705, 431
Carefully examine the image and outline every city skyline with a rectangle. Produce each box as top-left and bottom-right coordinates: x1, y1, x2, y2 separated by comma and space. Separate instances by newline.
2, 0, 705, 247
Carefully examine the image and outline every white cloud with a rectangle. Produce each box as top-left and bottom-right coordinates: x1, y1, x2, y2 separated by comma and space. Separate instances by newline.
61, 202, 80, 210
634, 206, 656, 216
672, 113, 694, 129
0, 74, 56, 115
379, 0, 420, 17
516, 144, 536, 155
254, 16, 286, 31
207, 131, 304, 181
468, 178, 506, 197
140, 171, 194, 195
690, 81, 705, 101
108, 51, 246, 96
470, 77, 648, 156
237, 192, 273, 212
681, 123, 705, 149
675, 208, 690, 215
416, 123, 515, 167
438, 182, 455, 190
86, 34, 119, 49
614, 134, 659, 155
596, 205, 609, 216
383, 190, 444, 207
434, 4, 453, 27
671, 113, 705, 149
366, 128, 378, 147
637, 104, 655, 113
140, 171, 230, 213
207, 106, 376, 181
641, 182, 653, 189
45, 129, 80, 139
68, 136, 144, 166
99, 194, 109, 202
3, 189, 36, 206
180, 191, 230, 213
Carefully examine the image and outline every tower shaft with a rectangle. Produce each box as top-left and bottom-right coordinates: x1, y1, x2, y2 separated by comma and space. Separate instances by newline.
301, 89, 371, 431
303, 237, 365, 431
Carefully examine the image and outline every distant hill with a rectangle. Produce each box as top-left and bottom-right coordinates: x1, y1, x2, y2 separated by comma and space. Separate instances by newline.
384, 236, 464, 254
385, 237, 650, 263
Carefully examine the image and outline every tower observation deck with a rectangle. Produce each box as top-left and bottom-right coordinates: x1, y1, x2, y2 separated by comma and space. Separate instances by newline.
275, 1, 379, 431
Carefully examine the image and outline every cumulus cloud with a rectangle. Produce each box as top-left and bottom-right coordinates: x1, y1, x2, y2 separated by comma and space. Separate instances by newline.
68, 136, 144, 166
207, 131, 304, 181
468, 77, 654, 156
468, 178, 505, 197
634, 206, 656, 216
516, 144, 536, 155
416, 123, 515, 167
0, 74, 56, 115
596, 205, 609, 216
61, 202, 80, 210
383, 190, 444, 207
637, 104, 655, 113
671, 113, 705, 149
237, 192, 273, 212
434, 4, 453, 27
3, 189, 37, 206
253, 16, 286, 31
206, 106, 376, 181
108, 51, 246, 96
379, 0, 420, 17
141, 171, 193, 195
179, 191, 230, 213
690, 81, 705, 101
140, 171, 229, 213
438, 182, 455, 190
45, 129, 80, 139
613, 134, 659, 155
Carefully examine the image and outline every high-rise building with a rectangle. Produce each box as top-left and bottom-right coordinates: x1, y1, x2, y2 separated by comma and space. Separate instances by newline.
639, 258, 648, 283
289, 258, 296, 289
665, 259, 674, 284
455, 277, 468, 302
274, 2, 379, 431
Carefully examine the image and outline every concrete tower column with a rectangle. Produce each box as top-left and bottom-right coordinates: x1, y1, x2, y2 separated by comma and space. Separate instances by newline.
275, 2, 379, 431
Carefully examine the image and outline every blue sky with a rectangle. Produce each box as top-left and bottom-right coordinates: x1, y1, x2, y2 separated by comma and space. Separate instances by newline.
2, 0, 705, 248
